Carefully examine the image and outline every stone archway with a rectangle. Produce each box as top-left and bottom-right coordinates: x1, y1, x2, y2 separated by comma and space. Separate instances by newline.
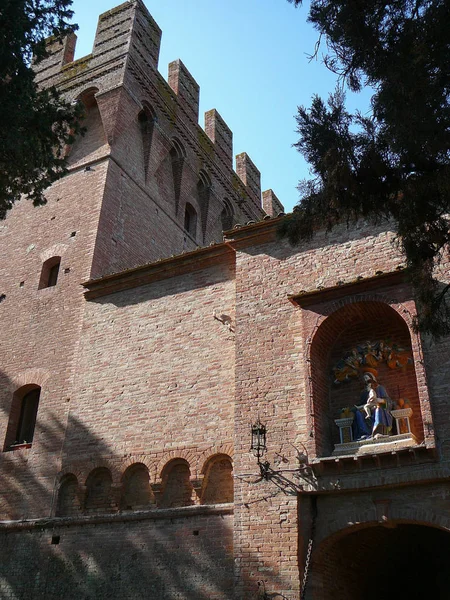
309, 522, 450, 599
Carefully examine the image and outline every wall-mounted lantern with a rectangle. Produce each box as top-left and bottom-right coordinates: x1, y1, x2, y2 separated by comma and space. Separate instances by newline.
251, 419, 270, 480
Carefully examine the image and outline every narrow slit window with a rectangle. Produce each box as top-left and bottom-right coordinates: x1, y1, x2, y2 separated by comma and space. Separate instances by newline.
184, 203, 197, 238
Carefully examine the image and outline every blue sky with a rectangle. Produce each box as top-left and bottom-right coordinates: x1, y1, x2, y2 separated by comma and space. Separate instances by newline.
70, 0, 372, 213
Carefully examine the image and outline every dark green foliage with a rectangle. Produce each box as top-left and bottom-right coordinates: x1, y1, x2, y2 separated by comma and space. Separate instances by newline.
0, 0, 81, 219
282, 0, 450, 336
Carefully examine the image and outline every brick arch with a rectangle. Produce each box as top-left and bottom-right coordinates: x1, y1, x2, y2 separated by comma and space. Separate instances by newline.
311, 514, 450, 599
200, 454, 234, 505
306, 298, 424, 458
39, 244, 68, 264
200, 452, 233, 475
139, 100, 157, 121
170, 136, 186, 159
11, 369, 51, 393
317, 506, 450, 548
120, 456, 155, 481
67, 86, 108, 166
157, 458, 195, 509
57, 466, 84, 484
156, 450, 199, 480
198, 443, 234, 470
84, 466, 116, 513
120, 462, 155, 510
55, 472, 81, 517
66, 85, 101, 105
83, 459, 121, 485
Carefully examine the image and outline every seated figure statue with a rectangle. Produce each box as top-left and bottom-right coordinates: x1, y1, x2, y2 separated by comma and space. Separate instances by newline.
352, 371, 393, 439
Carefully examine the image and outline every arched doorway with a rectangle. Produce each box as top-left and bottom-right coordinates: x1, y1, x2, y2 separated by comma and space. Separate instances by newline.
309, 523, 450, 599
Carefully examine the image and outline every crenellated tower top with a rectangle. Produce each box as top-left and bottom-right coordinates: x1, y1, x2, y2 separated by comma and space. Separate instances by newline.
33, 0, 284, 274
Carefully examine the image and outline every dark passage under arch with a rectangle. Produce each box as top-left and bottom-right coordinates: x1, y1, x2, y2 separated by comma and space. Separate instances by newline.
311, 523, 450, 600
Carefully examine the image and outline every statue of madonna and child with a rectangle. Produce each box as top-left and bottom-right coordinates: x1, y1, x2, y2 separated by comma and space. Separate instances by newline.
351, 369, 393, 440
333, 340, 414, 444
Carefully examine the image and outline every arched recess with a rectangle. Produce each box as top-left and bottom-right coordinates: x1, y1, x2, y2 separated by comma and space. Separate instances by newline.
158, 459, 194, 509
4, 384, 41, 450
197, 170, 212, 242
200, 454, 233, 505
85, 467, 115, 513
170, 137, 186, 214
309, 522, 450, 600
138, 102, 157, 181
184, 202, 198, 238
56, 473, 80, 516
120, 463, 155, 511
220, 198, 234, 232
309, 300, 423, 457
67, 87, 108, 166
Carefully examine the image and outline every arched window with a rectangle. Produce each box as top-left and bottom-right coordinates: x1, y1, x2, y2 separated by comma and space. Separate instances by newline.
184, 203, 197, 238
158, 459, 194, 509
38, 256, 61, 289
4, 385, 41, 450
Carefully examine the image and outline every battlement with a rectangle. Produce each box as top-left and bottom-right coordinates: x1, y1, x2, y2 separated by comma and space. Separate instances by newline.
32, 0, 283, 220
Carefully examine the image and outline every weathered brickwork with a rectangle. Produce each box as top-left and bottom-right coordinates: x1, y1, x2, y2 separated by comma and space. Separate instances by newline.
1, 0, 450, 598
0, 508, 233, 600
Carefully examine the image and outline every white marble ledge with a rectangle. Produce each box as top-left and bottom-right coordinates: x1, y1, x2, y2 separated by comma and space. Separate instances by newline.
333, 432, 418, 456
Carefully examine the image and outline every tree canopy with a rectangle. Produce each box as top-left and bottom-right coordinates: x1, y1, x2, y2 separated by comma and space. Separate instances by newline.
281, 0, 450, 337
0, 0, 81, 219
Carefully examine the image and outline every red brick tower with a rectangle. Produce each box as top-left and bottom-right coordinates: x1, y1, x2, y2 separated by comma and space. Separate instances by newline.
0, 0, 281, 516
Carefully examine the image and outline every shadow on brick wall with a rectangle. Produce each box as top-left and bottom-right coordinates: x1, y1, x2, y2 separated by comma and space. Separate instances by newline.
0, 368, 237, 600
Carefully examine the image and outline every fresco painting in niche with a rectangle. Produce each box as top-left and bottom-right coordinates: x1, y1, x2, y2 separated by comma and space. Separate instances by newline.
333, 340, 416, 453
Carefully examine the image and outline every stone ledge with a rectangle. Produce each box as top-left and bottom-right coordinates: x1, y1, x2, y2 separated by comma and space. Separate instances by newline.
0, 503, 234, 532
333, 433, 418, 457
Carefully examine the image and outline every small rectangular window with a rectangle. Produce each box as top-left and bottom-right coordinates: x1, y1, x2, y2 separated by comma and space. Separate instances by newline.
47, 262, 60, 287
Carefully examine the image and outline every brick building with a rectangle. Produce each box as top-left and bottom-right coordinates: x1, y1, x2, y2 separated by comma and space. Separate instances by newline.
1, 1, 450, 599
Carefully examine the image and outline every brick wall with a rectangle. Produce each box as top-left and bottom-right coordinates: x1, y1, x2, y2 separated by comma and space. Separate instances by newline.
0, 509, 233, 600
1, 0, 450, 597
229, 217, 450, 597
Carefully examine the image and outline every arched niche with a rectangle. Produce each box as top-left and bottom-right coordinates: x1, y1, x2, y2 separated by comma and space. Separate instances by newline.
120, 463, 155, 511
85, 467, 114, 513
197, 170, 212, 241
138, 101, 157, 180
220, 198, 234, 232
158, 459, 194, 509
184, 202, 198, 238
67, 87, 108, 166
170, 137, 186, 213
310, 300, 423, 457
200, 454, 233, 505
56, 473, 80, 516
